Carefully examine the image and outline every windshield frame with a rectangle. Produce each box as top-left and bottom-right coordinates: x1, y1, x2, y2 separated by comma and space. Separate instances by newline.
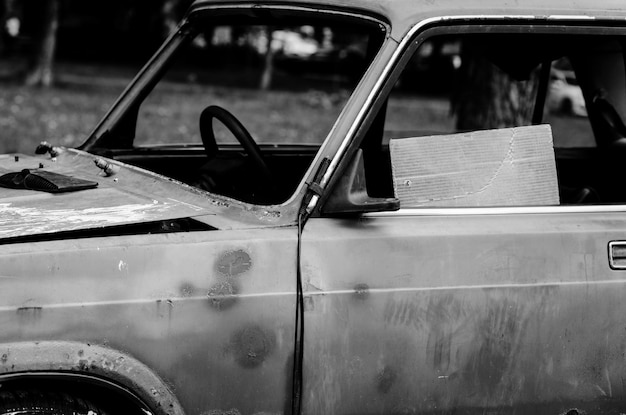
78, 3, 391, 223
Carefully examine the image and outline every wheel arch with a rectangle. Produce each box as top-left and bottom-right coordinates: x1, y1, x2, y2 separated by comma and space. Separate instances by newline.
0, 341, 185, 415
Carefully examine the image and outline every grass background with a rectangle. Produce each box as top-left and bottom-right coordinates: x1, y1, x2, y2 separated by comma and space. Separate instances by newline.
0, 61, 594, 154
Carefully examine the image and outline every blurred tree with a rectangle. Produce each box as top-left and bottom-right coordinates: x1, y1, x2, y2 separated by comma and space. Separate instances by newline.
452, 44, 539, 131
24, 0, 59, 87
259, 27, 274, 90
162, 0, 192, 36
162, 0, 179, 36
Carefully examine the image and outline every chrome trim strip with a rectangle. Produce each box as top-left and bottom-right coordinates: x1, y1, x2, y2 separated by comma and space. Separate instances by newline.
193, 2, 385, 22
0, 291, 295, 313
314, 13, 626, 208
304, 278, 626, 296
365, 205, 626, 217
547, 15, 597, 20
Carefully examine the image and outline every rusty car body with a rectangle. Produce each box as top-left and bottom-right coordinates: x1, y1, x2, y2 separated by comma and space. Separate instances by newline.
3, 0, 626, 414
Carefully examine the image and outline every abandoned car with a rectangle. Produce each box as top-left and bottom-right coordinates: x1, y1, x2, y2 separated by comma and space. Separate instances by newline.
3, 0, 626, 414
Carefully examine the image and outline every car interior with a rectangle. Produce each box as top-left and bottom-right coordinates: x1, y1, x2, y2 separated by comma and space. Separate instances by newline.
359, 31, 626, 207
83, 11, 385, 206
85, 23, 626, 208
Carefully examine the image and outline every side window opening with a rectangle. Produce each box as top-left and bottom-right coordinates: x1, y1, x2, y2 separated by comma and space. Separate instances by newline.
91, 11, 386, 207
358, 30, 626, 208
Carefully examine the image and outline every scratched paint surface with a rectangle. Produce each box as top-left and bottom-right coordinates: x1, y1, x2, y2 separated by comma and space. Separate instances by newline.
0, 227, 297, 414
301, 212, 626, 414
0, 151, 219, 238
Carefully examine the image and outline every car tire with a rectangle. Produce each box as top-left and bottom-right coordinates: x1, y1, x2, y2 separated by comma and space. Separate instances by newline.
0, 389, 110, 415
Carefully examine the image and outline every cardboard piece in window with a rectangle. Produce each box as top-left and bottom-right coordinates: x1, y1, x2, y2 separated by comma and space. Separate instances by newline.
389, 125, 560, 207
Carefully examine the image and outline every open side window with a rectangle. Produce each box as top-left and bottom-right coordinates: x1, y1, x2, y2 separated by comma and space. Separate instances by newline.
84, 8, 387, 207
323, 24, 626, 214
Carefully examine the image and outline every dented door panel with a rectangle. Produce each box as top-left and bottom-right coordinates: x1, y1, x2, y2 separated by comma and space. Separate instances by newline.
0, 228, 297, 415
301, 212, 626, 414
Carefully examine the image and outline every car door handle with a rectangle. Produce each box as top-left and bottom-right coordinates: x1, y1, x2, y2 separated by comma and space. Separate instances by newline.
609, 241, 626, 269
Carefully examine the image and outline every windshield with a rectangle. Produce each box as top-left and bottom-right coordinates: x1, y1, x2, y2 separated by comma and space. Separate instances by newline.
82, 8, 385, 206
93, 10, 384, 148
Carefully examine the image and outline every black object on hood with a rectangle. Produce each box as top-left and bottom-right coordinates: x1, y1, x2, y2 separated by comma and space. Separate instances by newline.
0, 169, 98, 193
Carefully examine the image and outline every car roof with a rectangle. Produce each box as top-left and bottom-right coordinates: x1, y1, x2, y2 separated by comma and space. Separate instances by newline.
190, 0, 626, 38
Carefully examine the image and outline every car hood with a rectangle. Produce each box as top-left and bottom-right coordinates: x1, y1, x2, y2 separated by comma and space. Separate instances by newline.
0, 149, 218, 240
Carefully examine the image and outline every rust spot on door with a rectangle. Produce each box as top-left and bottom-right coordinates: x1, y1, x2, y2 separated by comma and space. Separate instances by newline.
216, 250, 252, 277
207, 281, 239, 310
353, 283, 370, 300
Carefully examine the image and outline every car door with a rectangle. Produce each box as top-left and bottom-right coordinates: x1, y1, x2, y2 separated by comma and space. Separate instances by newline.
301, 209, 626, 414
300, 21, 626, 414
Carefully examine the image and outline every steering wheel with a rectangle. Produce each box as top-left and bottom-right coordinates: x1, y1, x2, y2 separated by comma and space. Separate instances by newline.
199, 105, 272, 183
592, 95, 626, 146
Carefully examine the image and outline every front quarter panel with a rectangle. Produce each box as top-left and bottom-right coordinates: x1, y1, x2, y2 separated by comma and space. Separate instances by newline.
0, 228, 297, 415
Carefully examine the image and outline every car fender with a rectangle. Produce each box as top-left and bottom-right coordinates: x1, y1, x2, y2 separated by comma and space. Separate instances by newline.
0, 340, 185, 415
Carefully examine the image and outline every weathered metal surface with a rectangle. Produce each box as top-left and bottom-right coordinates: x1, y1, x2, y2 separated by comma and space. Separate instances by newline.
2, 1, 626, 413
301, 212, 626, 414
0, 151, 218, 237
0, 151, 288, 234
0, 227, 297, 414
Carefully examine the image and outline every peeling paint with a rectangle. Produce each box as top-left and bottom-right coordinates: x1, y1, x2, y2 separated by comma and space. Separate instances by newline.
203, 249, 253, 311
210, 199, 230, 208
207, 281, 239, 310
216, 250, 252, 277
258, 210, 281, 222
353, 283, 370, 300
0, 202, 172, 237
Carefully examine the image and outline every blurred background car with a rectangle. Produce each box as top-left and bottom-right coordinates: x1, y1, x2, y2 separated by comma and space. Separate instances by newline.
547, 63, 588, 117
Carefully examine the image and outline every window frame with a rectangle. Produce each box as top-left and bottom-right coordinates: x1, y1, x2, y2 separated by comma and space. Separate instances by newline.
77, 3, 391, 225
315, 16, 626, 217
